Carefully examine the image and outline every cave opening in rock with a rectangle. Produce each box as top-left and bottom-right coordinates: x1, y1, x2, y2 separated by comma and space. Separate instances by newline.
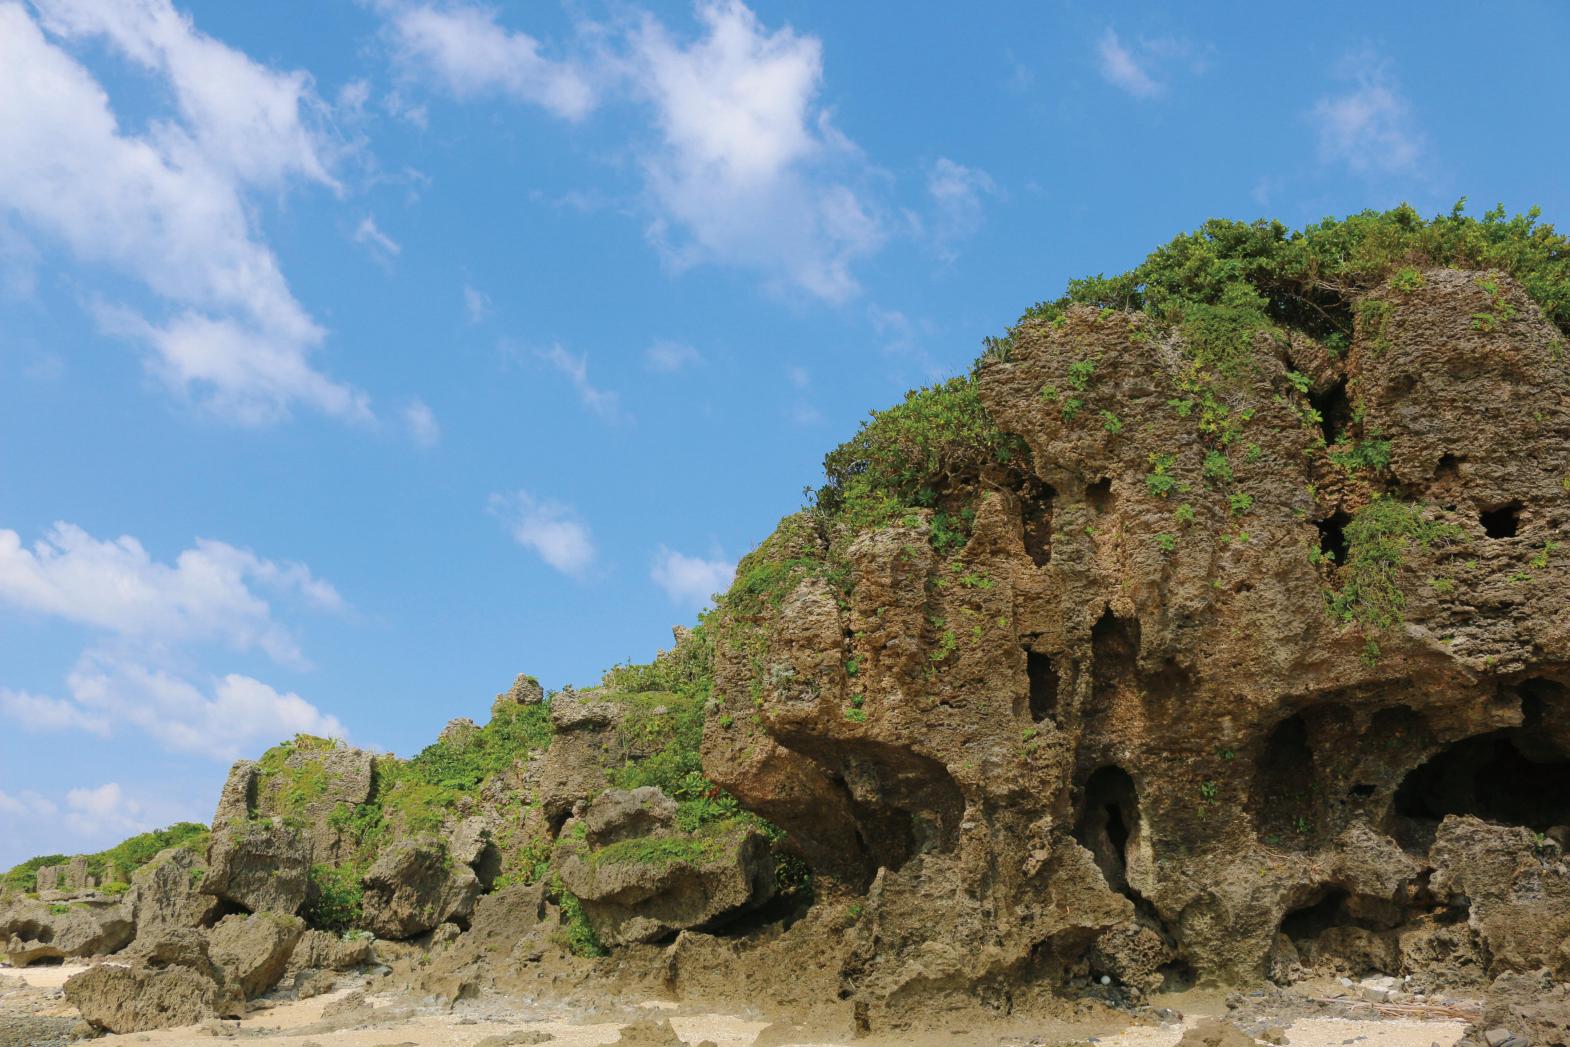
1075, 765, 1140, 894
1317, 512, 1350, 565
1086, 477, 1113, 512
1253, 713, 1318, 845
10, 921, 54, 945
1280, 887, 1351, 942
1480, 502, 1521, 539
1026, 649, 1058, 723
1311, 378, 1352, 444
1393, 728, 1570, 832
1434, 454, 1462, 480
1021, 482, 1056, 567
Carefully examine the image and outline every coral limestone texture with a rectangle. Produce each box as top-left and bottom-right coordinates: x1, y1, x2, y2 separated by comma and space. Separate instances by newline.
9, 206, 1570, 1034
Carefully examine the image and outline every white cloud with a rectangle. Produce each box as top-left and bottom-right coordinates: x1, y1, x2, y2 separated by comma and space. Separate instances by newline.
1312, 50, 1424, 176
384, 1, 595, 120
0, 788, 57, 819
629, 0, 883, 300
1095, 30, 1208, 101
0, 2, 366, 424
651, 546, 735, 607
0, 522, 342, 668
645, 339, 701, 372
64, 655, 346, 760
463, 283, 492, 323
540, 344, 624, 422
379, 0, 883, 299
403, 398, 440, 447
1097, 29, 1161, 98
490, 492, 596, 577
353, 214, 401, 261
787, 365, 810, 389
0, 519, 349, 762
3, 656, 345, 762
32, 0, 342, 189
0, 688, 110, 735
922, 158, 996, 259
62, 782, 149, 837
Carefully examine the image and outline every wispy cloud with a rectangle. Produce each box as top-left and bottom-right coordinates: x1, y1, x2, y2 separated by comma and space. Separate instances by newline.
645, 339, 701, 372
490, 491, 596, 577
354, 214, 401, 262
1311, 49, 1425, 176
1097, 29, 1161, 98
922, 158, 998, 260
463, 284, 492, 324
539, 344, 626, 423
382, 1, 595, 120
0, 2, 368, 425
403, 398, 440, 448
0, 521, 347, 759
1095, 29, 1208, 100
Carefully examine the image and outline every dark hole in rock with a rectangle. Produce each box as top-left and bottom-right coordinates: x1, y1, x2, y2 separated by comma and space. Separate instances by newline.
206, 899, 248, 926
1520, 678, 1564, 729
1281, 888, 1351, 942
1090, 608, 1139, 703
1394, 729, 1570, 832
1280, 887, 1406, 971
1254, 713, 1317, 846
1480, 502, 1521, 539
472, 843, 503, 892
1026, 650, 1058, 723
1086, 478, 1113, 512
1021, 482, 1056, 567
11, 921, 54, 945
1158, 959, 1197, 993
1311, 378, 1352, 444
1318, 512, 1350, 565
1434, 454, 1462, 480
1075, 766, 1140, 896
1350, 784, 1377, 799
704, 882, 815, 938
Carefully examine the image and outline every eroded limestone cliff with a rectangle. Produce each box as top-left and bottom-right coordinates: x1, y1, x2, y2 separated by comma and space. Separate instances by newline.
8, 207, 1570, 1034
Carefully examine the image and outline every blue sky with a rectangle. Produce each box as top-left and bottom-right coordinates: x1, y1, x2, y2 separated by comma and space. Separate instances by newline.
2, 0, 1567, 866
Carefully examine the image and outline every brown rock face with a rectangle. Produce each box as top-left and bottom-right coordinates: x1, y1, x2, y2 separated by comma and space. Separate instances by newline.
127, 846, 218, 946
202, 822, 310, 916
64, 929, 244, 1033
554, 824, 775, 946
285, 927, 376, 974
359, 835, 479, 939
702, 269, 1570, 1020
0, 896, 134, 966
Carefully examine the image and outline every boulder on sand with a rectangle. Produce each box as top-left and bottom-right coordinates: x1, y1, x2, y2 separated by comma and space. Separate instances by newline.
64, 929, 244, 1033
206, 911, 306, 998
0, 895, 134, 966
